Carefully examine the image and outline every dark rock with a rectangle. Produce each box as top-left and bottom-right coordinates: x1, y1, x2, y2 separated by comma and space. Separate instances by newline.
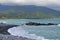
47, 23, 57, 25
26, 22, 57, 26
0, 23, 19, 35
0, 34, 34, 40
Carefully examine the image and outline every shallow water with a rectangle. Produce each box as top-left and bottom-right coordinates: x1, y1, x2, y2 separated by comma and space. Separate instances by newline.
0, 19, 60, 40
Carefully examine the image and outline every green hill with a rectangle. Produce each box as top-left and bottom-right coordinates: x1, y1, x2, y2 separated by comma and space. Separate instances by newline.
0, 5, 60, 19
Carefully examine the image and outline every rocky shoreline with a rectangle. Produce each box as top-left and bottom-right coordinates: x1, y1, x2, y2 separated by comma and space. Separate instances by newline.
0, 23, 34, 40
0, 34, 34, 40
0, 23, 18, 35
0, 22, 58, 40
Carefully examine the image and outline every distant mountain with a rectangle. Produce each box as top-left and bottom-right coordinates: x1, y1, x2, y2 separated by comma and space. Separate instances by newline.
0, 5, 60, 19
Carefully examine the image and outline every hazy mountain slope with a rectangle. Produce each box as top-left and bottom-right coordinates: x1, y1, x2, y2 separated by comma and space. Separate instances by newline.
0, 5, 60, 19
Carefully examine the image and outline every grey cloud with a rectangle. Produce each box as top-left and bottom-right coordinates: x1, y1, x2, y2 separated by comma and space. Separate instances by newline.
0, 0, 60, 6
0, 0, 60, 10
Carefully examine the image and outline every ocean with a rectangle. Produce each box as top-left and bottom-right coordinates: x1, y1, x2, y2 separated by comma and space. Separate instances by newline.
0, 19, 60, 40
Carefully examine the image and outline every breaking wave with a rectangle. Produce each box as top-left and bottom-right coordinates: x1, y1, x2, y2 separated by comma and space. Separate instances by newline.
8, 26, 49, 40
57, 24, 60, 26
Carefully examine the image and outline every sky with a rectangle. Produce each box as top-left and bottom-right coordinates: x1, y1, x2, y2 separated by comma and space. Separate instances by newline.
0, 0, 60, 10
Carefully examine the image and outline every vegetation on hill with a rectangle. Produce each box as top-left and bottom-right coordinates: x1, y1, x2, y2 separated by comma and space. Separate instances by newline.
0, 5, 60, 19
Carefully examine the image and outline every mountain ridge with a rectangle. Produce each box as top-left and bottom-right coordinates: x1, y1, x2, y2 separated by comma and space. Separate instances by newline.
0, 5, 60, 19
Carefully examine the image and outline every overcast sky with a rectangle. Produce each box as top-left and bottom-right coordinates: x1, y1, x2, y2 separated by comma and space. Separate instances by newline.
0, 0, 60, 10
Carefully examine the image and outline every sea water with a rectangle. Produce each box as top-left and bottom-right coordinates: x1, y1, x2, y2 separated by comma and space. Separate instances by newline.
0, 19, 60, 40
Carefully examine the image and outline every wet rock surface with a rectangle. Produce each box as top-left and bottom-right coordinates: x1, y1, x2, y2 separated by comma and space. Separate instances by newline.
0, 34, 34, 40
0, 23, 18, 35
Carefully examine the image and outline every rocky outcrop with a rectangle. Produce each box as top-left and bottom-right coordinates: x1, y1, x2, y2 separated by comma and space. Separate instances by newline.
26, 22, 57, 26
0, 23, 18, 35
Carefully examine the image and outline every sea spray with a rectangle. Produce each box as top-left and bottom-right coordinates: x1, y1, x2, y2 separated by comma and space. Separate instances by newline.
8, 26, 49, 40
57, 24, 60, 26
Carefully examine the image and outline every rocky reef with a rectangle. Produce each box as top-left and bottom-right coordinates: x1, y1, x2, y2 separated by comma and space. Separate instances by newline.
26, 22, 57, 26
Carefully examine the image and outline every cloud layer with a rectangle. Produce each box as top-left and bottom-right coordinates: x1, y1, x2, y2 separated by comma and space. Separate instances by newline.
0, 0, 60, 6
0, 0, 60, 10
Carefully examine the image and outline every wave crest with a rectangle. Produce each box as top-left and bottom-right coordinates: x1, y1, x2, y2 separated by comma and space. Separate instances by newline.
8, 26, 48, 40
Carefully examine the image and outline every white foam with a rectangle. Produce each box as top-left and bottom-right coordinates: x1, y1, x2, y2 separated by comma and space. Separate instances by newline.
0, 21, 7, 23
8, 26, 49, 40
57, 24, 60, 26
